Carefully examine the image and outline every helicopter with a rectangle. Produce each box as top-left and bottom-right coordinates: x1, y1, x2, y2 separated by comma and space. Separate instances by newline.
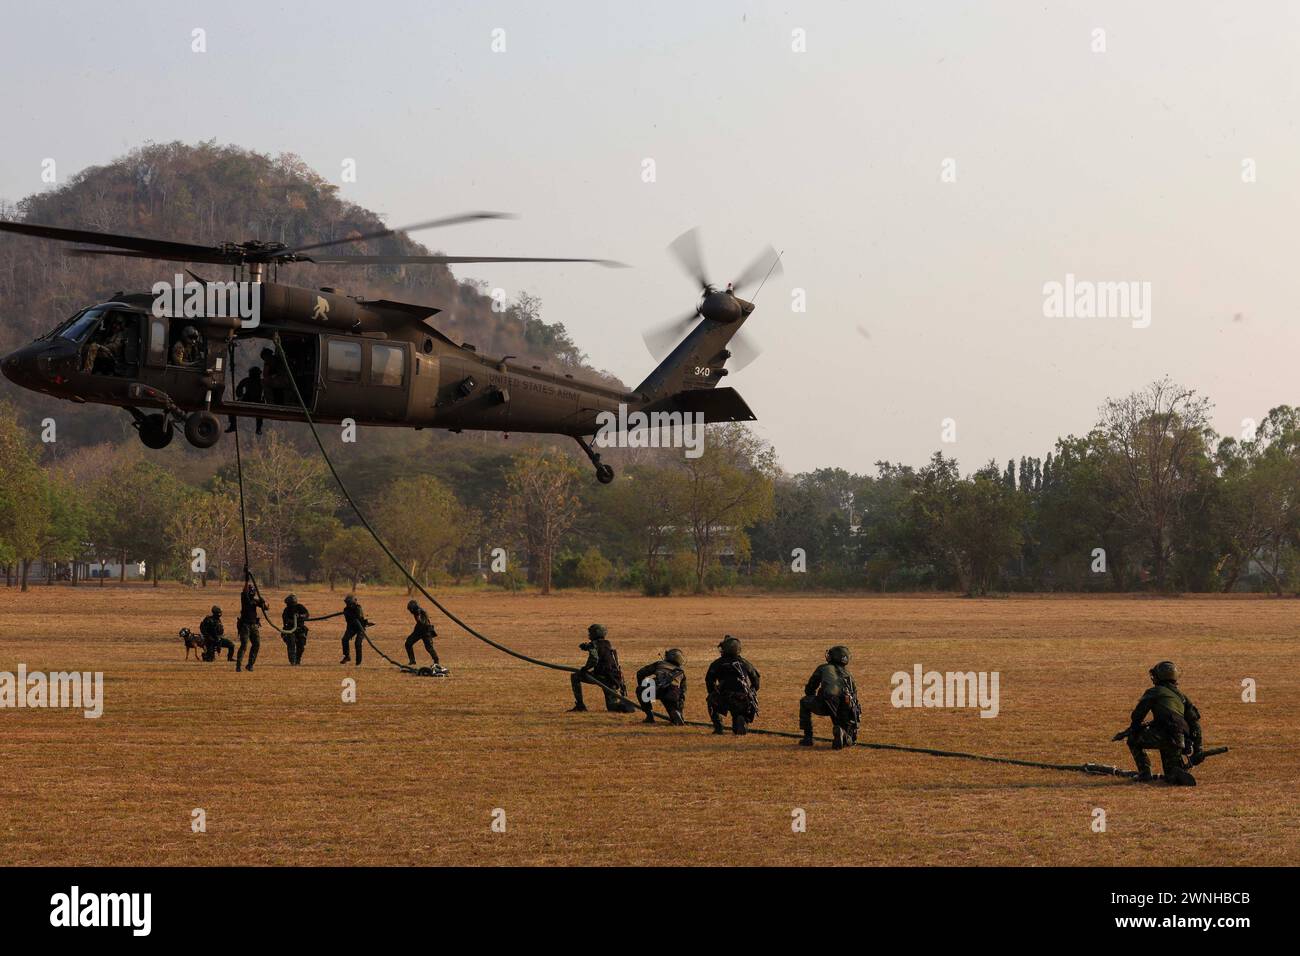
0, 216, 778, 483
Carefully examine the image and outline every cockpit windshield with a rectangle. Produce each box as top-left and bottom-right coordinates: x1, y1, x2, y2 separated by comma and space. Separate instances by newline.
58, 309, 104, 343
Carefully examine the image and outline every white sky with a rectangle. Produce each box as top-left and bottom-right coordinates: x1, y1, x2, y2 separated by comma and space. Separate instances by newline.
2, 0, 1298, 473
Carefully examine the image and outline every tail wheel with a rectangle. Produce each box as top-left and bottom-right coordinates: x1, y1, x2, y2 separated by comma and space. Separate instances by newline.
137, 413, 174, 449
184, 411, 222, 449
595, 463, 615, 484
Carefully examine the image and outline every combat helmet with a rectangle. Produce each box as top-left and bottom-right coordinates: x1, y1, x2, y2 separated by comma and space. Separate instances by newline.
285, 593, 297, 605
588, 623, 607, 640
826, 645, 850, 665
344, 594, 356, 605
182, 325, 201, 343
718, 635, 741, 657
407, 599, 420, 613
664, 648, 685, 666
1149, 660, 1179, 684
210, 605, 222, 617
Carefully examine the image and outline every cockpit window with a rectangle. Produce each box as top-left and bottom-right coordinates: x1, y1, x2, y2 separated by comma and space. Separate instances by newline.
59, 309, 103, 342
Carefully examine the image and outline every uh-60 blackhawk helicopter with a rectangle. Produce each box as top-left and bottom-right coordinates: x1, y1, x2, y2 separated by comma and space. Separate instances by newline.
0, 215, 779, 482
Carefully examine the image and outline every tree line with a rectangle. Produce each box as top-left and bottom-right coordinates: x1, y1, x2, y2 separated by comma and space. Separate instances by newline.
3, 379, 1299, 595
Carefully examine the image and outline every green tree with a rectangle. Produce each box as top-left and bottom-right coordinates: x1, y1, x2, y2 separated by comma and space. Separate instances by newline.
670, 424, 777, 592
495, 448, 584, 594
373, 474, 474, 593
243, 432, 338, 585
321, 526, 387, 590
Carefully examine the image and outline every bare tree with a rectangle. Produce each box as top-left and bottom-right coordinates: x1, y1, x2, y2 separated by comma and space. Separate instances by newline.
1099, 378, 1214, 589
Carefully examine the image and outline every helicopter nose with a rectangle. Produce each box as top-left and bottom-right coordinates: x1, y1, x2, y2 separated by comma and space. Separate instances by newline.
2, 343, 61, 389
1, 348, 27, 385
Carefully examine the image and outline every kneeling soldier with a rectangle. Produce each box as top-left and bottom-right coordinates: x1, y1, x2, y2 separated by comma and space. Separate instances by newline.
636, 649, 687, 725
200, 606, 234, 662
338, 594, 372, 665
705, 635, 760, 735
236, 579, 267, 672
1121, 660, 1202, 785
569, 624, 636, 712
404, 600, 445, 673
282, 594, 309, 665
799, 645, 861, 749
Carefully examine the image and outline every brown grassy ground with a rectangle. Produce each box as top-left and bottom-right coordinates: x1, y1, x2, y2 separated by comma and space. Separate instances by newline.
0, 587, 1295, 866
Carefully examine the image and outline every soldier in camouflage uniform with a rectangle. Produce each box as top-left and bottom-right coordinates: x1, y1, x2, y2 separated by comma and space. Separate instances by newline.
236, 578, 268, 672
635, 649, 687, 725
282, 593, 309, 666
170, 325, 204, 366
404, 600, 446, 673
81, 313, 128, 373
1123, 660, 1203, 785
569, 624, 636, 712
705, 635, 760, 736
199, 605, 235, 662
338, 593, 372, 665
798, 645, 862, 749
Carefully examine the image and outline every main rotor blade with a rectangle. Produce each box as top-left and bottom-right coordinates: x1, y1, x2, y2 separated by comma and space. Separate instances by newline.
731, 244, 782, 296
0, 220, 229, 263
727, 329, 763, 373
642, 311, 700, 360
65, 247, 234, 265
281, 211, 515, 255
303, 254, 626, 267
668, 228, 709, 291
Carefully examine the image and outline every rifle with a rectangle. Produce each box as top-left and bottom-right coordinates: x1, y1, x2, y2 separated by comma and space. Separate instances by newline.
1111, 728, 1229, 764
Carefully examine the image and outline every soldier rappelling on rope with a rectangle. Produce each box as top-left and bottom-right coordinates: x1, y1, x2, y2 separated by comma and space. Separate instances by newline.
236, 578, 268, 672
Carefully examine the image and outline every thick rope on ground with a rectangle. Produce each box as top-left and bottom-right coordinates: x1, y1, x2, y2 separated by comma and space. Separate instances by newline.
238, 333, 1226, 778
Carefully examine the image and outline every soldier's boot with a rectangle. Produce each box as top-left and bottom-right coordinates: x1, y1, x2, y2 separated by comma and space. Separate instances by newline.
641, 704, 655, 723
711, 715, 725, 735
732, 714, 747, 736
798, 729, 814, 747
832, 726, 845, 750
569, 674, 588, 711
1165, 767, 1197, 786
1160, 750, 1196, 786
669, 710, 685, 726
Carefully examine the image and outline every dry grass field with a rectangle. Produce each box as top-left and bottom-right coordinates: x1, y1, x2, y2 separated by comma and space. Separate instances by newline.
0, 586, 1295, 866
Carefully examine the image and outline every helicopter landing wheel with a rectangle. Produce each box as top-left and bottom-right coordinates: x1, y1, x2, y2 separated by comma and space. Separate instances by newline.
184, 411, 222, 449
137, 413, 174, 450
595, 463, 615, 484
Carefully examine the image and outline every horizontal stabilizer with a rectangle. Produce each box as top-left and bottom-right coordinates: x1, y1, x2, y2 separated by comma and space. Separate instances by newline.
642, 387, 756, 424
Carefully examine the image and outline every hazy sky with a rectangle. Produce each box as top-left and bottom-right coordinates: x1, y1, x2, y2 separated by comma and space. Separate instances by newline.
3, 1, 1298, 473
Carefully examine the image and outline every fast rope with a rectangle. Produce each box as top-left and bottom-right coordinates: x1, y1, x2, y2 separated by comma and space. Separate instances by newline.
220, 333, 1229, 779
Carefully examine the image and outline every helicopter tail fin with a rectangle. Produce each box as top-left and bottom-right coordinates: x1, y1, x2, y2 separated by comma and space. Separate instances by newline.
634, 316, 747, 403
